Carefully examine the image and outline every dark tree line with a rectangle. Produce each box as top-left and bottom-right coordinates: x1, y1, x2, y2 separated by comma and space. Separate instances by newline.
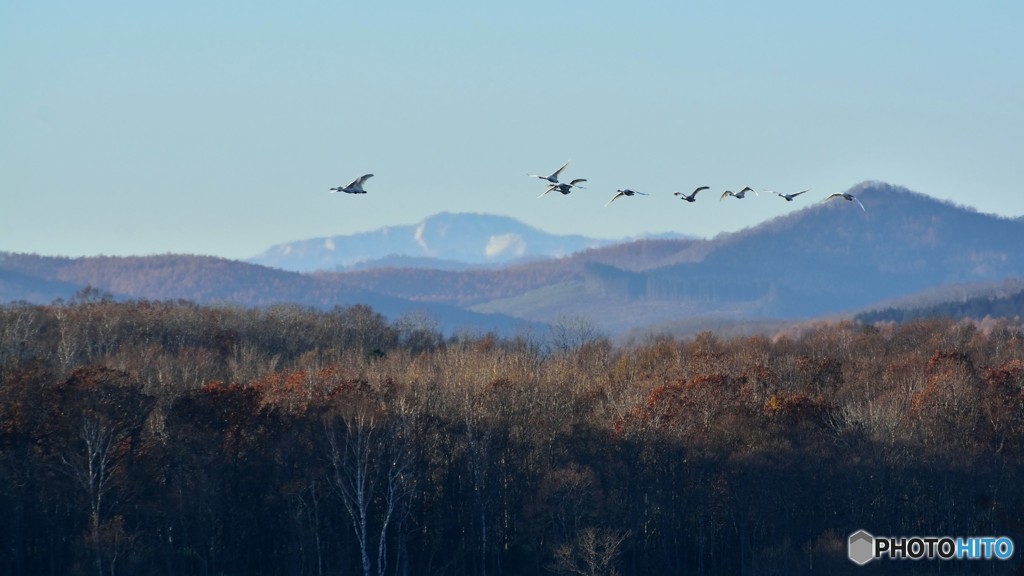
857, 288, 1024, 325
2, 297, 1024, 575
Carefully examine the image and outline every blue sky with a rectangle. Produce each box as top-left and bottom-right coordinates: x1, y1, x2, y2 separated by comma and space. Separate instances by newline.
3, 1, 1022, 260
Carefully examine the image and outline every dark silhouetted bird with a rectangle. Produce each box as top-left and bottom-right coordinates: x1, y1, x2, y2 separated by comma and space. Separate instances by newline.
329, 174, 373, 194
774, 188, 810, 201
539, 179, 587, 197
674, 186, 710, 203
528, 160, 571, 184
823, 192, 867, 212
720, 186, 757, 201
606, 188, 648, 206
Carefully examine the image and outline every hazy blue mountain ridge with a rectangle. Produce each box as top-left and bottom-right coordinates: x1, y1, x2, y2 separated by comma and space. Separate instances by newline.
570, 183, 1024, 321
316, 183, 1024, 326
0, 253, 535, 335
4, 183, 1024, 335
249, 212, 628, 272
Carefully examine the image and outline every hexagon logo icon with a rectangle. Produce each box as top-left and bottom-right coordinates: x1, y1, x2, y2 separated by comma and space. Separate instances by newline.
848, 530, 875, 565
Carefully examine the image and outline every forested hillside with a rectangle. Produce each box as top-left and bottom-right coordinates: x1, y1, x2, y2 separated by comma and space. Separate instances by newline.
315, 238, 697, 307
0, 253, 533, 335
1, 297, 1023, 575
859, 288, 1024, 324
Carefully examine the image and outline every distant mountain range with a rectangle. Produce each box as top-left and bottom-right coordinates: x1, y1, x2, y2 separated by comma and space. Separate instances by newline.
248, 212, 678, 272
4, 182, 1024, 335
0, 252, 537, 335
251, 212, 692, 272
315, 183, 1024, 331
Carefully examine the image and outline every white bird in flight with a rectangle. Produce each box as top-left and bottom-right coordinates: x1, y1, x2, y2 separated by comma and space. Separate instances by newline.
528, 160, 571, 184
674, 186, 710, 203
774, 188, 811, 202
823, 192, 867, 212
606, 188, 648, 206
720, 186, 757, 201
329, 174, 373, 194
538, 179, 587, 198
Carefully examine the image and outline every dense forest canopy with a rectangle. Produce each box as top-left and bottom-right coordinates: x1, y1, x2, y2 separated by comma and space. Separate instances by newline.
1, 296, 1023, 575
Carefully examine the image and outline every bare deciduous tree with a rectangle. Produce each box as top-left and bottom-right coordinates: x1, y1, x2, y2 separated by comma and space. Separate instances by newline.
551, 527, 630, 576
325, 395, 413, 576
53, 367, 153, 576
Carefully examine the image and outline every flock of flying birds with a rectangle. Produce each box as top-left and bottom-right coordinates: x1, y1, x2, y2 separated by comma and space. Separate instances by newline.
328, 160, 867, 212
